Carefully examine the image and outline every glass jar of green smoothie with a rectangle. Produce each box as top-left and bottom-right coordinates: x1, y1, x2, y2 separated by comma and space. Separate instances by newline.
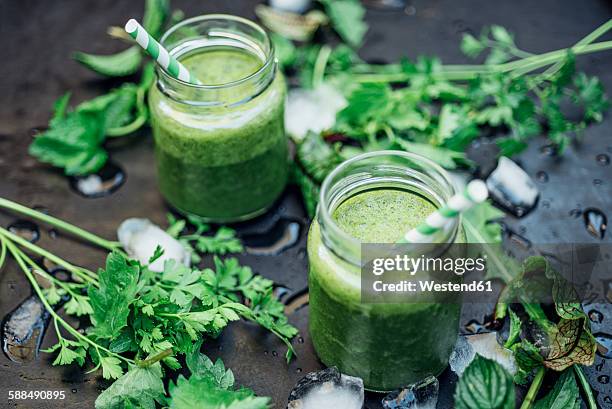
149, 15, 288, 222
308, 151, 464, 391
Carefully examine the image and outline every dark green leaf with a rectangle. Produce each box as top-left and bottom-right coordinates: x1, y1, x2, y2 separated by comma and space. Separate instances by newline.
454, 355, 515, 409
168, 376, 269, 409
533, 370, 580, 409
320, 0, 368, 48
74, 46, 142, 77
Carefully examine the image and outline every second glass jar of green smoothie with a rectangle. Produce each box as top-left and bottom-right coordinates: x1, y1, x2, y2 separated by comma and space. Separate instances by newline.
308, 151, 464, 391
149, 15, 288, 222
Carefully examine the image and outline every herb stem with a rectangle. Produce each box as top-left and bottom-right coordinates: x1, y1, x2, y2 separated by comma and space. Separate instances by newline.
0, 226, 98, 285
3, 238, 131, 365
574, 366, 598, 409
0, 197, 122, 252
520, 367, 546, 409
313, 45, 332, 88
136, 349, 172, 367
353, 40, 612, 83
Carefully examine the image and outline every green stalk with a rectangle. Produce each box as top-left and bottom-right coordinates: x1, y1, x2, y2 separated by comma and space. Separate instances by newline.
0, 197, 121, 252
520, 367, 546, 409
313, 45, 332, 87
0, 238, 6, 271
353, 40, 612, 83
574, 366, 598, 409
0, 226, 98, 285
136, 349, 173, 367
3, 238, 131, 365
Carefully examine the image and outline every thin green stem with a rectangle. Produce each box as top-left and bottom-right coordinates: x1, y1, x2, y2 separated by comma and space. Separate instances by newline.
0, 226, 98, 285
574, 366, 598, 409
0, 197, 121, 252
3, 238, 132, 365
353, 40, 612, 83
136, 349, 173, 367
0, 238, 6, 271
19, 248, 89, 296
313, 45, 332, 87
520, 367, 546, 409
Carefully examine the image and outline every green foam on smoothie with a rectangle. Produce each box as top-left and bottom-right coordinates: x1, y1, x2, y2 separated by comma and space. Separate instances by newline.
332, 189, 437, 243
181, 48, 263, 85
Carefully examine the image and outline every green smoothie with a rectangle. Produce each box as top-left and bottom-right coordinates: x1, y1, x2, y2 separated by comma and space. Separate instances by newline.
308, 188, 462, 391
149, 45, 288, 221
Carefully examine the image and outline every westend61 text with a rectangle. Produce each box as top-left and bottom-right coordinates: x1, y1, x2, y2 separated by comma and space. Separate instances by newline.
372, 280, 494, 293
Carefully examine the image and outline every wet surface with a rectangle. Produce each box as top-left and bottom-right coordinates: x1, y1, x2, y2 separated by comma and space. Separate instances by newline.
0, 0, 611, 408
7, 219, 40, 243
67, 160, 126, 198
1, 295, 50, 363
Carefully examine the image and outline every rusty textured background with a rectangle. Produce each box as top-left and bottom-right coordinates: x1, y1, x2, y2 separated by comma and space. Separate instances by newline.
1, 0, 611, 408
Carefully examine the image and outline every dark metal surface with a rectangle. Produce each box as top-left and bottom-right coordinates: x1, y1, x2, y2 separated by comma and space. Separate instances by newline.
1, 0, 611, 408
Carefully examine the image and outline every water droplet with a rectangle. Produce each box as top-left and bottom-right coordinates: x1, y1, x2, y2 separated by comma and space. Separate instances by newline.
404, 5, 416, 15
7, 220, 40, 243
264, 350, 269, 356
68, 160, 126, 198
583, 208, 607, 239
465, 320, 485, 334
593, 179, 603, 186
599, 375, 610, 384
71, 389, 77, 394
535, 171, 549, 183
589, 310, 604, 324
297, 337, 305, 344
540, 144, 558, 156
597, 153, 610, 166
596, 360, 605, 371
569, 208, 582, 218
272, 351, 278, 357
48, 229, 58, 239
243, 219, 301, 256
604, 395, 612, 404
296, 368, 303, 373
273, 286, 293, 303
2, 296, 51, 362
595, 333, 612, 358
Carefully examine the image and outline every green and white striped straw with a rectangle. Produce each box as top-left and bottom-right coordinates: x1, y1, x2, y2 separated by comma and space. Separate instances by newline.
399, 180, 489, 244
124, 19, 201, 85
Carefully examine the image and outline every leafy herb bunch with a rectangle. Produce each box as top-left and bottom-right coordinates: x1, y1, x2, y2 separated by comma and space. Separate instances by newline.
0, 198, 297, 408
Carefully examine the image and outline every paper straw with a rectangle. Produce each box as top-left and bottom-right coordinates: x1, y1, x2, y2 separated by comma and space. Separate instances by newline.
399, 180, 489, 243
124, 19, 201, 85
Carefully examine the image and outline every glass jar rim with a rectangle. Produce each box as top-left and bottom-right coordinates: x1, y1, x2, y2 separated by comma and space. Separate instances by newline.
158, 14, 276, 91
318, 150, 459, 259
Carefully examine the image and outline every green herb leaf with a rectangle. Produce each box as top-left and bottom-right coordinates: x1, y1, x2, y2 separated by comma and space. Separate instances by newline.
143, 0, 170, 39
533, 370, 580, 409
95, 364, 164, 409
168, 376, 270, 409
74, 46, 143, 77
88, 252, 140, 339
461, 34, 485, 58
454, 355, 515, 409
319, 0, 368, 48
186, 341, 235, 389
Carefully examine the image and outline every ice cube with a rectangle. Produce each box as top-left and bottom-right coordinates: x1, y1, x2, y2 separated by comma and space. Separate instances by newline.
449, 335, 476, 377
285, 84, 347, 142
486, 157, 539, 217
449, 333, 516, 377
287, 367, 364, 409
382, 376, 439, 409
269, 0, 312, 13
117, 218, 190, 272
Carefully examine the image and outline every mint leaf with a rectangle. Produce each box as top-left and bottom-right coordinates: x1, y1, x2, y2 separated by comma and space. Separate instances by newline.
143, 0, 170, 39
29, 108, 108, 175
95, 364, 164, 409
319, 0, 368, 48
74, 46, 143, 77
533, 370, 580, 409
88, 252, 140, 339
454, 355, 515, 409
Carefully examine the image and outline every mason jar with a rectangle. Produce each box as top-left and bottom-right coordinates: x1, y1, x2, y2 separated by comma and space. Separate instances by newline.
307, 150, 464, 391
149, 15, 288, 222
